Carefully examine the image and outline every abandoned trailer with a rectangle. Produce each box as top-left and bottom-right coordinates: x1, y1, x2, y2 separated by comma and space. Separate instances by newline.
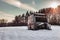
28, 13, 51, 30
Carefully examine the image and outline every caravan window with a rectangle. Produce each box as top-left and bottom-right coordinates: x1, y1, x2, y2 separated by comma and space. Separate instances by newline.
36, 17, 47, 22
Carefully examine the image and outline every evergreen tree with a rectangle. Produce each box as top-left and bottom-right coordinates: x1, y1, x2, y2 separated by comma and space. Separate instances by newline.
22, 13, 25, 17
26, 11, 29, 16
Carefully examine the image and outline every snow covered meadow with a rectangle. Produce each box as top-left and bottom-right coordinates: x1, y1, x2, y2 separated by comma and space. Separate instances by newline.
0, 25, 60, 40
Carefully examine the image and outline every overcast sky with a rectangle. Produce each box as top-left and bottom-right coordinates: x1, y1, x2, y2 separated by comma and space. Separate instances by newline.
0, 0, 60, 22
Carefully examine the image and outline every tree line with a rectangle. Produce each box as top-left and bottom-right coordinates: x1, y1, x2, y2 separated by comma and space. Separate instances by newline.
0, 5, 60, 27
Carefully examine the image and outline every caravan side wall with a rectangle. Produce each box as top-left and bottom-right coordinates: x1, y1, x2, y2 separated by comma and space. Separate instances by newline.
28, 14, 36, 30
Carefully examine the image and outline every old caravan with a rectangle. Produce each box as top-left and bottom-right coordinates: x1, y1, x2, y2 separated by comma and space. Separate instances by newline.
28, 13, 51, 30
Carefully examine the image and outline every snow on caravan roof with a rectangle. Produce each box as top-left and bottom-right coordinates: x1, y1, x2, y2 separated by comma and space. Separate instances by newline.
33, 13, 46, 16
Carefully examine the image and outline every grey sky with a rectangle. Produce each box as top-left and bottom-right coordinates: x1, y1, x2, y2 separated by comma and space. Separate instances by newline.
0, 0, 60, 22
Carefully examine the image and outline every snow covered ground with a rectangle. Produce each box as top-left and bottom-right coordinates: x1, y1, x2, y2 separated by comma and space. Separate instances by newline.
0, 25, 60, 40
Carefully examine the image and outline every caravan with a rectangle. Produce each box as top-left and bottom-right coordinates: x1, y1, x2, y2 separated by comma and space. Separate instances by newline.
28, 13, 51, 30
